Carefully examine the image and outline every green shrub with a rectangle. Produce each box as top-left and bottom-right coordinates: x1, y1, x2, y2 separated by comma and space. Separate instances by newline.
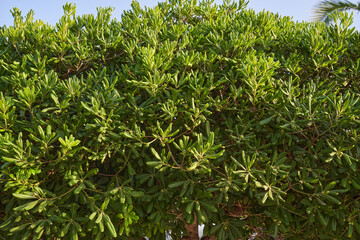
1, 1, 360, 239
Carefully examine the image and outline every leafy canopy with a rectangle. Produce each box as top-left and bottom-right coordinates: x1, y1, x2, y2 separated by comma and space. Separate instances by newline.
1, 0, 360, 239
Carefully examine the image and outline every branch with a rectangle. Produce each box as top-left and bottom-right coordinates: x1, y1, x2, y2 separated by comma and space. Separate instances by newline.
311, 0, 359, 23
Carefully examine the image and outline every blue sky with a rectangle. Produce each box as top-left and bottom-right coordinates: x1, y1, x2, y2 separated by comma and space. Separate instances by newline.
0, 0, 359, 27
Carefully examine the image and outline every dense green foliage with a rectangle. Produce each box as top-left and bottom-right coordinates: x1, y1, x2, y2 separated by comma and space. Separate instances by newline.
1, 0, 360, 239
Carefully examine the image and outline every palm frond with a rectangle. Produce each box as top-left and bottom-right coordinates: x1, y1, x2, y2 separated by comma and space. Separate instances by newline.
312, 0, 360, 23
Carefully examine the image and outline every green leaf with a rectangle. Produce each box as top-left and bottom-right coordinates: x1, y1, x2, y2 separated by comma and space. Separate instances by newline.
103, 214, 117, 238
262, 192, 269, 204
70, 229, 78, 240
146, 161, 161, 167
49, 216, 67, 223
10, 223, 31, 233
12, 193, 37, 199
354, 222, 360, 234
151, 147, 161, 160
317, 211, 328, 226
321, 194, 341, 205
14, 200, 39, 211
259, 115, 274, 125
84, 180, 96, 189
101, 198, 110, 211
201, 202, 218, 213
351, 178, 360, 190
186, 201, 194, 214
254, 181, 263, 188
122, 131, 134, 139
347, 224, 353, 238
188, 162, 198, 171
196, 208, 206, 223
0, 216, 13, 229
168, 181, 186, 188
127, 163, 136, 175
129, 191, 145, 198
85, 168, 99, 178
324, 181, 337, 191
74, 183, 85, 195
95, 213, 103, 224
60, 222, 71, 237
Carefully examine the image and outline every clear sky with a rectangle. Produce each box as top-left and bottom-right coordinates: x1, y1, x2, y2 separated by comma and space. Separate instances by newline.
0, 0, 359, 27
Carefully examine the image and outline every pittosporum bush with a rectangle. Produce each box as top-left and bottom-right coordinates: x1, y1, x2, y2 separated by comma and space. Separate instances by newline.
1, 0, 360, 239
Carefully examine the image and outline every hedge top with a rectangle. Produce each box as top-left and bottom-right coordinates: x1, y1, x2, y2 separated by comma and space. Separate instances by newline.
1, 0, 360, 239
